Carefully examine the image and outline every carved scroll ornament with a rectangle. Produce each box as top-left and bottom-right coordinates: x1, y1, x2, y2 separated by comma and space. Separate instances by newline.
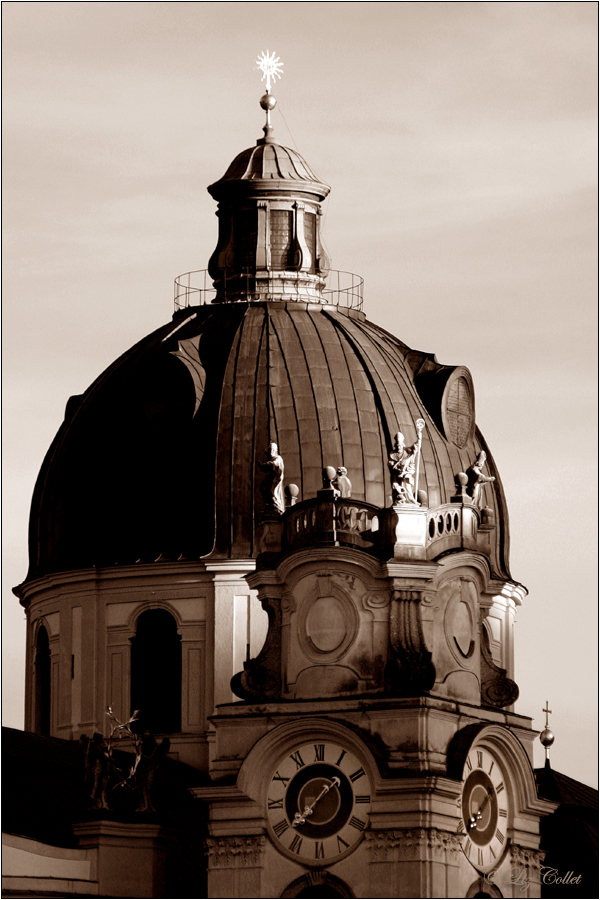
385, 590, 436, 693
231, 596, 282, 701
480, 626, 519, 708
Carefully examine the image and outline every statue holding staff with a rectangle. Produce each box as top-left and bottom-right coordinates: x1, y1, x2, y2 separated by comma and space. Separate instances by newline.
413, 419, 426, 503
388, 423, 425, 506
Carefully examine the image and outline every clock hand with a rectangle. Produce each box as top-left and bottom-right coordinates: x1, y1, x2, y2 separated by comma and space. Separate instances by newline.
292, 776, 341, 827
468, 787, 493, 831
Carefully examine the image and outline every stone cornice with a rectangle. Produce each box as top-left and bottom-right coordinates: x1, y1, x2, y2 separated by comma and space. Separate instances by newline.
204, 559, 255, 577
190, 784, 251, 803
381, 561, 440, 581
15, 560, 226, 606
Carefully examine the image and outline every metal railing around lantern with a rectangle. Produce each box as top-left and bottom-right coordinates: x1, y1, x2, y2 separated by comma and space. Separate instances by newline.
173, 269, 364, 313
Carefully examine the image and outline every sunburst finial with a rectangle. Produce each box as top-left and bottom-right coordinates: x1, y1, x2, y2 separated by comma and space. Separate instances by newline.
256, 51, 283, 143
256, 50, 284, 93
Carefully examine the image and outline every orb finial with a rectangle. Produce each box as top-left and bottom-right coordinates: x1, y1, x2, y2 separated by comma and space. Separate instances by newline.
540, 700, 555, 763
256, 50, 283, 143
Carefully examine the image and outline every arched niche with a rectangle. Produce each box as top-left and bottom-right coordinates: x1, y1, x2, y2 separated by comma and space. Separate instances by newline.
130, 608, 182, 733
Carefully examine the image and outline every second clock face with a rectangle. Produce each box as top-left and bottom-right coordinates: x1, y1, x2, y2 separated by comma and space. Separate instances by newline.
267, 741, 371, 864
459, 747, 509, 872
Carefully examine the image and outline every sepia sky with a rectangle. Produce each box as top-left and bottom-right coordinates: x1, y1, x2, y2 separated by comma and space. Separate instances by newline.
3, 2, 597, 785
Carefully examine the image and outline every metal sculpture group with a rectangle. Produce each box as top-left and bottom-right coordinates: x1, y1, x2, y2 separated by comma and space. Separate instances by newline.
80, 708, 170, 813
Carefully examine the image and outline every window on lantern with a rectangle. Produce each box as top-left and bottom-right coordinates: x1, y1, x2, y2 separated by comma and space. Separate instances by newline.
130, 609, 182, 734
236, 208, 258, 270
270, 209, 293, 269
304, 212, 317, 273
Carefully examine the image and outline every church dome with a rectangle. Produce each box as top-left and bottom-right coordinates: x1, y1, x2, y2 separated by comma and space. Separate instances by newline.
24, 103, 511, 584
25, 296, 511, 582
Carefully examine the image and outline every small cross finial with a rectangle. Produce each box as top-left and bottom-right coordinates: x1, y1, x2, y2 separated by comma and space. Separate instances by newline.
542, 701, 552, 728
540, 701, 555, 762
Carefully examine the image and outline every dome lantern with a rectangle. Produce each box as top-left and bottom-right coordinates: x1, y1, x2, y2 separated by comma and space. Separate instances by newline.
207, 52, 331, 304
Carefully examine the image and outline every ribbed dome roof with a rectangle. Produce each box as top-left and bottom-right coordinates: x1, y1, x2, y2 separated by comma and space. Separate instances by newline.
25, 301, 511, 582
208, 141, 330, 200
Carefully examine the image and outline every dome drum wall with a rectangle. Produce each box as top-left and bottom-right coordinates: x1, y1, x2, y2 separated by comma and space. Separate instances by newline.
16, 560, 267, 765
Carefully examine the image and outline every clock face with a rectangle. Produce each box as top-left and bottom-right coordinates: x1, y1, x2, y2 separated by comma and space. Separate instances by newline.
267, 741, 371, 864
458, 747, 509, 872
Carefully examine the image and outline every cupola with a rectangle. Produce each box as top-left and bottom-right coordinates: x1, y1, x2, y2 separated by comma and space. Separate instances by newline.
207, 80, 330, 303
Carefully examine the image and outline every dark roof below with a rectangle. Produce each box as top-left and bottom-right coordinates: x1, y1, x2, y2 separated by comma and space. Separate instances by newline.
535, 763, 598, 899
536, 761, 598, 808
2, 727, 206, 850
3, 727, 86, 848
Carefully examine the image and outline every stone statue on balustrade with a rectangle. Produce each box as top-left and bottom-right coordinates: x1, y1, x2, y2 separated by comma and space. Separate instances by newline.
465, 451, 495, 507
258, 442, 285, 515
388, 429, 423, 506
333, 466, 352, 498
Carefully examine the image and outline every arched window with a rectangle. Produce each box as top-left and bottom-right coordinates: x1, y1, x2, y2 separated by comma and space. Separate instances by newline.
34, 624, 51, 736
130, 609, 182, 734
282, 874, 354, 898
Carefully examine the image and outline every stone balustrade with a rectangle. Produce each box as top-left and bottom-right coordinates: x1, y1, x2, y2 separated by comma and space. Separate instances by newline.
257, 496, 495, 563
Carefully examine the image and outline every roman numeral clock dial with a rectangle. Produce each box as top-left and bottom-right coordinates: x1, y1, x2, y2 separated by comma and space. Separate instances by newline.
457, 747, 510, 872
267, 742, 371, 864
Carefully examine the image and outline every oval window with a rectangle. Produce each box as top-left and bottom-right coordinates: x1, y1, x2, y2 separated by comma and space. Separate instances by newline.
441, 369, 475, 448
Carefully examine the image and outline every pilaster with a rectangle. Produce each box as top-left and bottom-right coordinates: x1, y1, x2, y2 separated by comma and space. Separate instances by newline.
365, 828, 462, 899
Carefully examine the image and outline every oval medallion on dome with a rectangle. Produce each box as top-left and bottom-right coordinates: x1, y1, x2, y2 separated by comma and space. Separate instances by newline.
306, 597, 346, 653
441, 368, 475, 448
